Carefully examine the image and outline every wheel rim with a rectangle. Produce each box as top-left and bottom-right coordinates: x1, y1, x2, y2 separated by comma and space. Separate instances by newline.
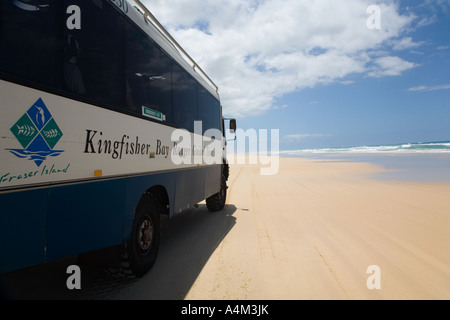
137, 215, 153, 255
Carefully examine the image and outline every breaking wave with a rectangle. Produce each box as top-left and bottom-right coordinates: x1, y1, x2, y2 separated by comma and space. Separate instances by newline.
282, 141, 450, 154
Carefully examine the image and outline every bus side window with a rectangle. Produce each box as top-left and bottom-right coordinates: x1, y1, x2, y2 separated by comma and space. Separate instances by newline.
172, 64, 197, 132
212, 99, 222, 133
62, 0, 124, 108
63, 33, 86, 95
125, 22, 173, 121
0, 0, 57, 86
198, 87, 214, 135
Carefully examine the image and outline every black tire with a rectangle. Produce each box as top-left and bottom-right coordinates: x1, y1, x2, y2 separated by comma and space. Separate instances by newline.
206, 175, 227, 212
125, 194, 161, 277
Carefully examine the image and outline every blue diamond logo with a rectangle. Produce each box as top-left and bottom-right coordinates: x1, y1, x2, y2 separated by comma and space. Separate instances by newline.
7, 98, 64, 167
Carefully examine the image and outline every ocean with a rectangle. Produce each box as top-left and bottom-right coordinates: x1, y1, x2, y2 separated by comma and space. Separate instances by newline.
280, 141, 450, 155
280, 141, 450, 182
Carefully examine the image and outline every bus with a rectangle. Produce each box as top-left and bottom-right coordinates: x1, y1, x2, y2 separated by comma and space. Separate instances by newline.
0, 0, 236, 277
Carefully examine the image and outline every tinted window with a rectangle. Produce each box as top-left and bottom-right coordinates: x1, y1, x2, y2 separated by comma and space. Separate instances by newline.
63, 0, 124, 108
212, 98, 222, 132
0, 0, 221, 132
198, 87, 215, 134
173, 64, 198, 132
125, 22, 173, 122
0, 0, 57, 85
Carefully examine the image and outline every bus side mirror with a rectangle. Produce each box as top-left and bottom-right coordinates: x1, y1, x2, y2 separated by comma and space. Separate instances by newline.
229, 119, 236, 134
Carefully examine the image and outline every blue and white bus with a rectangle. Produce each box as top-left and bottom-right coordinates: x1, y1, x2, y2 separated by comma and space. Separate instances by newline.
0, 0, 235, 277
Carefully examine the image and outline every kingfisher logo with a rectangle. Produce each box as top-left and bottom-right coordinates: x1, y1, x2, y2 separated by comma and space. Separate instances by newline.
7, 98, 64, 167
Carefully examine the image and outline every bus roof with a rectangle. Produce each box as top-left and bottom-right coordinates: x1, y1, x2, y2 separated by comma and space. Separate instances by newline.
116, 0, 220, 100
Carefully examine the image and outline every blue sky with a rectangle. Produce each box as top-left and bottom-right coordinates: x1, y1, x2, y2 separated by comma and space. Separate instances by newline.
143, 0, 450, 151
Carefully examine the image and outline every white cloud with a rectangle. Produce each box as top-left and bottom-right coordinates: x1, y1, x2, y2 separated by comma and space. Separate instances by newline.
392, 37, 424, 50
142, 0, 418, 118
284, 134, 332, 143
408, 84, 450, 92
369, 56, 417, 77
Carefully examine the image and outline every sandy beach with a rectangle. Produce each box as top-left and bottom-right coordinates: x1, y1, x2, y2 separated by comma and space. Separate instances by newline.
185, 156, 450, 300
1, 155, 449, 300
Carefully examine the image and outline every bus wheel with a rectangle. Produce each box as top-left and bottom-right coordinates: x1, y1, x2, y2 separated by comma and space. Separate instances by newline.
206, 175, 227, 212
126, 194, 161, 277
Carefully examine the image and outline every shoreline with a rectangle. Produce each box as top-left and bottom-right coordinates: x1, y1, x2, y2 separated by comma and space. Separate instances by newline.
280, 152, 450, 182
227, 152, 450, 182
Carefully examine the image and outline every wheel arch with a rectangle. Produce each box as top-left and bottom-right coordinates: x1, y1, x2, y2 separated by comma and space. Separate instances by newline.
141, 185, 170, 217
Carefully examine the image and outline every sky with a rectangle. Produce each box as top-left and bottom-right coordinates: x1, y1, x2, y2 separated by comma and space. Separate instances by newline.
141, 0, 450, 151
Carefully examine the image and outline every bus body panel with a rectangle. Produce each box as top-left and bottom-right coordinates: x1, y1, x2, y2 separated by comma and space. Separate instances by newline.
0, 80, 208, 191
174, 165, 221, 216
0, 189, 48, 274
0, 163, 221, 274
46, 179, 127, 261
